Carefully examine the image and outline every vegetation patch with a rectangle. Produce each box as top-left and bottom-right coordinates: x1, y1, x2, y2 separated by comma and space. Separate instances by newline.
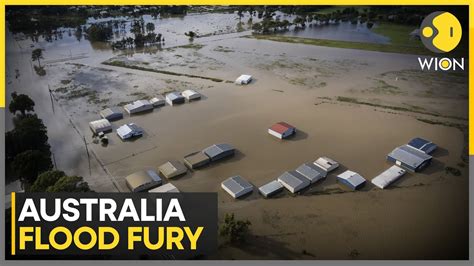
445, 166, 462, 176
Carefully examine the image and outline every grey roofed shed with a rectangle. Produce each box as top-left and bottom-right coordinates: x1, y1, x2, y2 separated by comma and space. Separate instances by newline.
277, 171, 310, 193
184, 151, 210, 169
166, 92, 185, 106
221, 175, 253, 199
89, 119, 112, 134
100, 107, 123, 121
203, 143, 235, 162
258, 180, 284, 198
150, 96, 166, 107
148, 183, 180, 193
158, 160, 187, 179
125, 169, 162, 192
296, 163, 326, 184
387, 145, 432, 172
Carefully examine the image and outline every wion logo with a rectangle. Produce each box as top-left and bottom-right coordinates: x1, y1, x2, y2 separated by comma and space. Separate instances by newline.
418, 11, 464, 71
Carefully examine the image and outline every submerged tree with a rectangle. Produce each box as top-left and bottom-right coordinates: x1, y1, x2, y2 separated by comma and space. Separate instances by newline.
8, 92, 35, 116
31, 48, 43, 67
220, 213, 251, 244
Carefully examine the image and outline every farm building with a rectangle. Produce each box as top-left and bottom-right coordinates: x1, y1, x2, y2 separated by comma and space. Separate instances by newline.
150, 96, 166, 107
124, 100, 153, 115
337, 170, 366, 190
166, 92, 185, 106
181, 90, 201, 101
277, 171, 310, 193
158, 160, 187, 179
313, 157, 339, 174
296, 163, 326, 184
203, 143, 235, 162
372, 165, 407, 189
258, 180, 284, 198
387, 145, 432, 172
183, 151, 210, 169
125, 169, 162, 192
235, 74, 252, 85
117, 123, 143, 140
268, 122, 296, 139
89, 119, 112, 134
149, 183, 180, 193
221, 175, 253, 199
100, 107, 123, 121
407, 137, 437, 154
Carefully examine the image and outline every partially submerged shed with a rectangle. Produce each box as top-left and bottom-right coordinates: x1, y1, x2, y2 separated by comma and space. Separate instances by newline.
124, 100, 153, 114
313, 157, 339, 174
158, 160, 187, 179
296, 163, 326, 184
149, 183, 180, 193
221, 175, 253, 199
150, 96, 166, 107
387, 145, 432, 172
203, 143, 235, 162
117, 123, 143, 140
371, 165, 406, 189
100, 107, 123, 121
125, 169, 162, 192
166, 92, 185, 106
235, 74, 252, 85
337, 170, 366, 190
184, 151, 210, 169
277, 171, 310, 193
258, 180, 284, 198
407, 137, 437, 154
268, 122, 296, 139
89, 119, 112, 134
181, 90, 201, 101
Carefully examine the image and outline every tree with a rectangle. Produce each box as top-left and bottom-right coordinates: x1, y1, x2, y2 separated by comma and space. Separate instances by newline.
31, 48, 43, 67
29, 170, 65, 192
7, 114, 50, 160
47, 175, 91, 192
8, 92, 35, 115
145, 22, 155, 33
11, 149, 53, 185
185, 31, 196, 40
252, 22, 262, 33
86, 24, 113, 42
220, 213, 251, 244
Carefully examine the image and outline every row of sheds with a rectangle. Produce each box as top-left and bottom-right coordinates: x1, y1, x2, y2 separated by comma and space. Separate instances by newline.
89, 118, 143, 140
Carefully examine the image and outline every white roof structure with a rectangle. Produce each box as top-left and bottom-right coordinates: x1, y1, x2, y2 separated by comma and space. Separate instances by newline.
203, 143, 235, 161
158, 160, 187, 179
337, 170, 366, 190
277, 171, 310, 193
221, 175, 253, 199
117, 123, 144, 140
124, 100, 153, 114
181, 90, 201, 101
149, 183, 180, 193
296, 163, 326, 184
258, 180, 283, 198
313, 157, 339, 174
371, 165, 406, 189
235, 74, 252, 85
150, 96, 166, 107
89, 119, 112, 134
125, 169, 162, 192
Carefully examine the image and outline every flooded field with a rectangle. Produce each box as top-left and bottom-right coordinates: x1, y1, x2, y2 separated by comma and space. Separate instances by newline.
6, 8, 468, 260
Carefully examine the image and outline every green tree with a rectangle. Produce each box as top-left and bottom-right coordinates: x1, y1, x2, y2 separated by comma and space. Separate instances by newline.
29, 170, 65, 192
145, 22, 155, 33
8, 92, 35, 115
6, 114, 50, 160
11, 149, 53, 185
86, 24, 113, 42
31, 48, 43, 67
220, 213, 251, 244
47, 175, 91, 192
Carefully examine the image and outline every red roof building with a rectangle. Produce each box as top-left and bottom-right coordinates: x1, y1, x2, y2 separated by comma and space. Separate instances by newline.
268, 122, 296, 139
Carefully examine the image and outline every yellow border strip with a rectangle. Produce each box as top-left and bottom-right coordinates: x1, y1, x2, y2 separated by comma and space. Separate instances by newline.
11, 192, 16, 256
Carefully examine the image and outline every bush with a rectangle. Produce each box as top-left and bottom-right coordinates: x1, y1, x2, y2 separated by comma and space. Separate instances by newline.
219, 213, 251, 244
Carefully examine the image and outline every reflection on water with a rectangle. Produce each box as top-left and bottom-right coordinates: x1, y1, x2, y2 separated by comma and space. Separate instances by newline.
279, 21, 390, 44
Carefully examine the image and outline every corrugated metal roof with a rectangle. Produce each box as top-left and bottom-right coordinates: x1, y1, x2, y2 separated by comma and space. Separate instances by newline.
372, 165, 406, 189
203, 143, 234, 159
388, 145, 432, 168
269, 122, 295, 134
337, 170, 366, 187
166, 92, 184, 101
222, 175, 253, 195
408, 137, 437, 154
277, 171, 310, 190
259, 180, 283, 197
296, 163, 325, 183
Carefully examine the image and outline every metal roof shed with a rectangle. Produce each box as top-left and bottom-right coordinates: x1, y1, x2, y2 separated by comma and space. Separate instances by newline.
89, 119, 112, 134
221, 175, 253, 199
125, 169, 162, 192
100, 107, 123, 121
313, 157, 339, 174
150, 96, 166, 107
296, 163, 326, 184
372, 165, 406, 189
181, 90, 201, 101
203, 143, 235, 162
235, 74, 252, 85
387, 145, 432, 172
166, 92, 185, 106
149, 183, 180, 193
117, 123, 144, 140
407, 137, 437, 154
184, 151, 210, 169
124, 100, 153, 114
258, 180, 284, 198
277, 171, 310, 193
337, 170, 366, 190
158, 160, 187, 179
268, 122, 296, 139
